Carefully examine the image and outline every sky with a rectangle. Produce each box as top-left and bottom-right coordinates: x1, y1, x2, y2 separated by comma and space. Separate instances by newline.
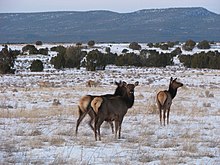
0, 0, 219, 14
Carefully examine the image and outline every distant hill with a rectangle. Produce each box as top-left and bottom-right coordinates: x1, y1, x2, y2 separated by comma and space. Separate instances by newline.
0, 7, 220, 43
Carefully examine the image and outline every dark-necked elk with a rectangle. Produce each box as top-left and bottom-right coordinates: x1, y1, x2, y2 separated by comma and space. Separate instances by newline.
156, 77, 183, 126
92, 81, 139, 141
75, 81, 126, 136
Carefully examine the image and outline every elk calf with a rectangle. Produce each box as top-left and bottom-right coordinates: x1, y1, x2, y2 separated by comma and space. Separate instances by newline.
156, 77, 183, 126
92, 81, 139, 141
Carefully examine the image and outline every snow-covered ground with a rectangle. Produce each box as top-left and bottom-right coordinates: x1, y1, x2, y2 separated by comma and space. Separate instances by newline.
0, 65, 220, 164
0, 43, 220, 164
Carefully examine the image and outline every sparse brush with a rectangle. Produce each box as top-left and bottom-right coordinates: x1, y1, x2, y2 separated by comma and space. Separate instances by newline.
205, 90, 214, 98
203, 102, 211, 107
15, 129, 26, 136
29, 139, 44, 149
160, 139, 177, 148
1, 66, 220, 164
29, 129, 42, 136
147, 103, 158, 114
139, 153, 156, 163
50, 136, 65, 146
182, 142, 198, 153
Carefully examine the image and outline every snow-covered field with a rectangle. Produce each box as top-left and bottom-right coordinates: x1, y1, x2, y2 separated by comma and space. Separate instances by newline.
0, 43, 220, 164
0, 65, 220, 164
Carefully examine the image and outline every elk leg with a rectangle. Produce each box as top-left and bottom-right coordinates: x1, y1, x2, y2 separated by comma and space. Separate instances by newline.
88, 110, 96, 132
109, 121, 114, 134
98, 120, 104, 141
167, 107, 170, 125
95, 117, 104, 141
118, 118, 124, 139
94, 116, 98, 141
159, 108, 162, 126
163, 109, 166, 126
75, 108, 87, 135
114, 120, 119, 139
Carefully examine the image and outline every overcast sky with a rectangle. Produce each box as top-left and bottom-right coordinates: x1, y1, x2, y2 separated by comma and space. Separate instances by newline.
0, 0, 219, 14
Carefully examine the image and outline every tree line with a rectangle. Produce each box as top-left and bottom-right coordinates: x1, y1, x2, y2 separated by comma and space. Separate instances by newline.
0, 40, 219, 73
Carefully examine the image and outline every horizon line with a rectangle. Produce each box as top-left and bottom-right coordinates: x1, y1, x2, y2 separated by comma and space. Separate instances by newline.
0, 7, 219, 15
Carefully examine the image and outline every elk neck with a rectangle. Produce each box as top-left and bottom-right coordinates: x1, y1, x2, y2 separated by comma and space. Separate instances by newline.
123, 92, 135, 108
168, 85, 177, 99
114, 86, 126, 96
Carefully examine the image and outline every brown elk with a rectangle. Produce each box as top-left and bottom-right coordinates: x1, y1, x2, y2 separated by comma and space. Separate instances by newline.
156, 77, 183, 126
92, 81, 139, 141
75, 81, 127, 135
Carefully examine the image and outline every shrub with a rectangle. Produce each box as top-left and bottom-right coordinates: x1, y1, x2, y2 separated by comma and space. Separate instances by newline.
36, 41, 43, 45
105, 47, 111, 53
122, 49, 129, 54
51, 53, 65, 69
50, 45, 66, 54
86, 49, 106, 71
154, 43, 160, 48
38, 48, 48, 55
167, 41, 175, 48
30, 59, 44, 72
145, 52, 173, 67
22, 45, 38, 54
105, 52, 117, 65
171, 47, 182, 56
129, 42, 141, 50
64, 46, 83, 69
88, 40, 95, 47
147, 43, 154, 48
76, 42, 82, 47
115, 53, 142, 66
197, 40, 210, 49
179, 55, 192, 68
0, 47, 17, 74
182, 39, 196, 51
179, 51, 220, 69
159, 43, 169, 50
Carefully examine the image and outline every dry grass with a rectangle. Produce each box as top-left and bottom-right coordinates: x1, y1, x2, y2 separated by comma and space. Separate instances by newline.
49, 136, 66, 146
1, 70, 220, 164
0, 106, 76, 118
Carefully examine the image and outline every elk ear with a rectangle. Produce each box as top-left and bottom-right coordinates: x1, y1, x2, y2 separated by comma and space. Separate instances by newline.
170, 77, 173, 82
134, 81, 139, 86
174, 78, 177, 81
122, 81, 127, 86
115, 81, 120, 86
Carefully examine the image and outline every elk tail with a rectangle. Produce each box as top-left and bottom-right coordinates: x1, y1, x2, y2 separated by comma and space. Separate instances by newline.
157, 91, 167, 106
78, 95, 92, 113
91, 97, 103, 114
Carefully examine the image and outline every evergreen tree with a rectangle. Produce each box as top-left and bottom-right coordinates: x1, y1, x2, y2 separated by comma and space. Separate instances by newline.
197, 40, 210, 49
65, 46, 83, 69
51, 53, 65, 69
22, 45, 38, 54
30, 59, 44, 72
0, 46, 18, 74
182, 39, 196, 51
86, 49, 107, 71
88, 40, 95, 47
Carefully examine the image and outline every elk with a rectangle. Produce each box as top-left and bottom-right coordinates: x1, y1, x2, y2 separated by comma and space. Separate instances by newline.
75, 81, 127, 136
156, 77, 183, 126
92, 81, 139, 141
